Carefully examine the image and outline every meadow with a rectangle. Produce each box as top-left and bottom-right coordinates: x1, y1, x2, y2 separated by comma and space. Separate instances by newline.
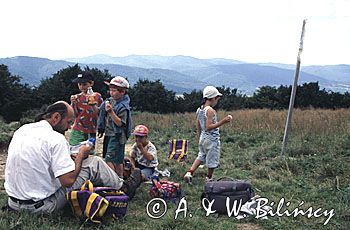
0, 109, 349, 229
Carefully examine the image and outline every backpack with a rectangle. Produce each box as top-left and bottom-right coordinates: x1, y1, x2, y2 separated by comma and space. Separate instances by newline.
168, 139, 188, 162
149, 176, 183, 202
201, 177, 254, 214
66, 180, 129, 223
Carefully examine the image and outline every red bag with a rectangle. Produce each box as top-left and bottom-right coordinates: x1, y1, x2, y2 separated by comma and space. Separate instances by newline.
149, 176, 182, 201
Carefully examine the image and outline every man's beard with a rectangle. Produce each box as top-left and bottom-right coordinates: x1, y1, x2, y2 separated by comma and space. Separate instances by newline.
53, 120, 67, 134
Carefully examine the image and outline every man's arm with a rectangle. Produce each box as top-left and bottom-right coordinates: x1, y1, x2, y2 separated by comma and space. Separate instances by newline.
58, 145, 90, 187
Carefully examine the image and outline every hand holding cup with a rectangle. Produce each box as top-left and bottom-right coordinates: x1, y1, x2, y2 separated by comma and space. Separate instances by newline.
105, 101, 112, 112
70, 95, 78, 104
78, 145, 91, 159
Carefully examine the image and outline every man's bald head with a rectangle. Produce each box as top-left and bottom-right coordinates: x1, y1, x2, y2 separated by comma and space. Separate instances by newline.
35, 101, 71, 121
35, 101, 74, 134
52, 101, 74, 117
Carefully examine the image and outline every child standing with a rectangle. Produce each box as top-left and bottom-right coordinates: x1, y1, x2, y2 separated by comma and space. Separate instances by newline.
130, 125, 159, 181
69, 71, 103, 148
184, 86, 232, 184
97, 76, 132, 177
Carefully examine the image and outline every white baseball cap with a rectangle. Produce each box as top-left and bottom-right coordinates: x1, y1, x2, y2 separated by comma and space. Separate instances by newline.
203, 86, 223, 99
105, 76, 129, 89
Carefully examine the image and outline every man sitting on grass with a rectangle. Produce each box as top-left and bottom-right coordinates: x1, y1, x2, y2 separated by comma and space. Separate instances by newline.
4, 101, 140, 214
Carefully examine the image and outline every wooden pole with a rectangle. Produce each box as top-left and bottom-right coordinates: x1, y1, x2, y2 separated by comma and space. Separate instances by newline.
281, 19, 307, 156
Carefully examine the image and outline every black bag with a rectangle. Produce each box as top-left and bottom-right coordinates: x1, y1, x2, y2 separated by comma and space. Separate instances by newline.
201, 177, 254, 214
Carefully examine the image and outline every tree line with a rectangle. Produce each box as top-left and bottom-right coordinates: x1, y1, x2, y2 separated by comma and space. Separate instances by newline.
1, 64, 349, 122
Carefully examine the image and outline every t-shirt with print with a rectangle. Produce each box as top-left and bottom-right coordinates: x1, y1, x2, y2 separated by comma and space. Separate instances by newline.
105, 99, 127, 144
72, 92, 103, 134
131, 141, 158, 168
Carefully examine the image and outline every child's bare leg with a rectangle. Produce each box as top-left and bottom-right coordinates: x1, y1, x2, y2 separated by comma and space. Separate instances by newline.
189, 159, 202, 175
207, 168, 214, 179
184, 159, 203, 184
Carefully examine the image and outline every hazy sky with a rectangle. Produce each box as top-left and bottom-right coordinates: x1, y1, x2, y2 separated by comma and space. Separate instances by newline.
1, 0, 349, 65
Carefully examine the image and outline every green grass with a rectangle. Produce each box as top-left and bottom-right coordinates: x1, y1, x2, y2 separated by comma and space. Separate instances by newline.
1, 109, 350, 229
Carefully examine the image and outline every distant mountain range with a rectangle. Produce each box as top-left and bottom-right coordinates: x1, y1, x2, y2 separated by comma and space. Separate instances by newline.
1, 55, 349, 94
65, 54, 244, 71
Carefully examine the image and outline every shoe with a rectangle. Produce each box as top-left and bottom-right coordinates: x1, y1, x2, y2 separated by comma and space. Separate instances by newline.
121, 168, 142, 200
183, 172, 193, 184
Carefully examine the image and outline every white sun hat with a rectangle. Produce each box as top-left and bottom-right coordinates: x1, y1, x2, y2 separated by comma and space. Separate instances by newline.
105, 76, 129, 89
203, 86, 223, 99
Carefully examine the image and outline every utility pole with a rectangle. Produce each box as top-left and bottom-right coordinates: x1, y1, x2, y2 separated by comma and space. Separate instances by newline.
281, 19, 307, 156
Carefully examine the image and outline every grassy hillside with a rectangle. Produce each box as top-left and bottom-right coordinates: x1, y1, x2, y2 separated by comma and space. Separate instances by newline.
0, 109, 349, 229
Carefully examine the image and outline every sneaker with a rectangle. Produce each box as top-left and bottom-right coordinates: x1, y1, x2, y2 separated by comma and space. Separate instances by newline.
121, 168, 142, 200
183, 172, 193, 184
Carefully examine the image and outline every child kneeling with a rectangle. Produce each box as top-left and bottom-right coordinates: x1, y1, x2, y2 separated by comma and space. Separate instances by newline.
130, 125, 159, 181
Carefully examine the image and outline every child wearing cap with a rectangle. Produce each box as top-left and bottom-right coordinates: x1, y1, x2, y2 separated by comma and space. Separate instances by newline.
69, 71, 103, 149
184, 86, 233, 184
129, 125, 159, 181
97, 76, 132, 177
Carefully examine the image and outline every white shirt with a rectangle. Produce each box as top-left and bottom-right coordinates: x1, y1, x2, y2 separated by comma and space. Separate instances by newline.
5, 120, 75, 201
131, 141, 158, 168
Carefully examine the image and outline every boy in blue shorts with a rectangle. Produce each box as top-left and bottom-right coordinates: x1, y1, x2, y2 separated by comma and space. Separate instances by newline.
97, 76, 132, 177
